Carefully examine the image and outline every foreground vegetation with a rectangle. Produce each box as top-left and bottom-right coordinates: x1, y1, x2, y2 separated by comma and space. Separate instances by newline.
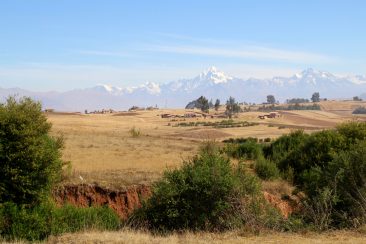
0, 97, 120, 241
225, 122, 366, 230
0, 202, 120, 241
128, 143, 282, 232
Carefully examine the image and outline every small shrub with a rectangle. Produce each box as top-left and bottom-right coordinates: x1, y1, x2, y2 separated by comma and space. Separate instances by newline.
226, 141, 263, 160
263, 130, 308, 169
50, 204, 120, 235
0, 202, 51, 241
303, 188, 336, 231
352, 106, 366, 114
129, 145, 279, 232
325, 141, 366, 227
0, 202, 120, 241
254, 157, 280, 180
129, 126, 141, 137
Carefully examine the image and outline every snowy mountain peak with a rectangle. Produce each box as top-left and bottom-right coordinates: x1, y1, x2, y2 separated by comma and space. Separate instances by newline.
300, 68, 334, 79
94, 84, 122, 94
141, 82, 161, 95
2, 67, 366, 111
347, 75, 366, 84
198, 66, 233, 84
290, 68, 336, 86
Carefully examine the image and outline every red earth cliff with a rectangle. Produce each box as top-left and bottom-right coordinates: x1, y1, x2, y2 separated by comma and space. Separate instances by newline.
53, 184, 297, 220
53, 184, 151, 220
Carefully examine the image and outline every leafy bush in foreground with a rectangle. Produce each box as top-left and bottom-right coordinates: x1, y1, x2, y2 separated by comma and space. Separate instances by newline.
263, 122, 366, 228
323, 141, 366, 227
0, 202, 120, 241
254, 157, 280, 180
130, 147, 281, 232
224, 140, 263, 160
0, 96, 64, 205
263, 130, 309, 170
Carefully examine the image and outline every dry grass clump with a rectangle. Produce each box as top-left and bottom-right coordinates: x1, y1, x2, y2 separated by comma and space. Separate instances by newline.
262, 180, 294, 199
129, 126, 141, 137
47, 229, 366, 244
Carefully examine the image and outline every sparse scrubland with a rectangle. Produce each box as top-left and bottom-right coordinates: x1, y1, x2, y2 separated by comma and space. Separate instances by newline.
2, 97, 366, 242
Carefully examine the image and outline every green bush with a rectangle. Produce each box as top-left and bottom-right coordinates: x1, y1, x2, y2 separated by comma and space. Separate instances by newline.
336, 121, 366, 145
130, 147, 278, 232
0, 96, 64, 205
324, 141, 366, 227
254, 157, 280, 180
283, 129, 345, 194
224, 140, 263, 160
50, 204, 120, 235
222, 137, 258, 144
0, 202, 51, 241
0, 202, 120, 241
263, 130, 309, 170
352, 106, 366, 114
263, 122, 366, 228
302, 188, 336, 231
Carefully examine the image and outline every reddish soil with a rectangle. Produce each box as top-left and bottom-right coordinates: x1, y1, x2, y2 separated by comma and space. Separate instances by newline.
53, 184, 151, 219
53, 184, 298, 220
263, 191, 299, 219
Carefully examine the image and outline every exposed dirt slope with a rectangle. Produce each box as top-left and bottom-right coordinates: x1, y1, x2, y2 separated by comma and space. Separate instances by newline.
53, 184, 151, 219
53, 184, 297, 220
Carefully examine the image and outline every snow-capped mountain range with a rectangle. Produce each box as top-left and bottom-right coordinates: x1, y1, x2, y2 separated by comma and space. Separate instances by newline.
1, 67, 366, 111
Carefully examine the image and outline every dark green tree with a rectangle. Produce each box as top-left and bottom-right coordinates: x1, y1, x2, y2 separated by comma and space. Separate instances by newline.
197, 96, 209, 113
0, 96, 64, 205
214, 99, 220, 111
267, 95, 276, 104
225, 96, 240, 118
311, 92, 320, 102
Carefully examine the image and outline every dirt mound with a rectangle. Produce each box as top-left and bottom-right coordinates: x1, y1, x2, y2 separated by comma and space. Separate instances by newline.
263, 191, 299, 218
175, 129, 232, 140
53, 184, 151, 219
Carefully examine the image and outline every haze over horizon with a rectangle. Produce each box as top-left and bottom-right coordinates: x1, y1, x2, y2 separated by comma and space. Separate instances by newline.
1, 1, 365, 92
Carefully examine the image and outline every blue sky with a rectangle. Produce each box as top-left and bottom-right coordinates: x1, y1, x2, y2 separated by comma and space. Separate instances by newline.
0, 0, 365, 91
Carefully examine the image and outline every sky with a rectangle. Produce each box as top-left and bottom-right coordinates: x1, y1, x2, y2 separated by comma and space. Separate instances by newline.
0, 0, 365, 91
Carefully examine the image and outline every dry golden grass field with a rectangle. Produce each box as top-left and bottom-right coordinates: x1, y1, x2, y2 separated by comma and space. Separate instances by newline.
45, 100, 366, 243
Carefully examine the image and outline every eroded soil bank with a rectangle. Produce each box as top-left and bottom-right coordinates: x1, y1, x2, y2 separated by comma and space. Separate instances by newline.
53, 184, 298, 220
53, 184, 151, 219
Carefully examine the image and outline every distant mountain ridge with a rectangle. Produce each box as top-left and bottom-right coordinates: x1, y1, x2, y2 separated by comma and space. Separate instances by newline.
1, 67, 366, 111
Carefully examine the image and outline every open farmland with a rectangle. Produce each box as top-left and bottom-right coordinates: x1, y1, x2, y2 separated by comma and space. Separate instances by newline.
48, 100, 363, 188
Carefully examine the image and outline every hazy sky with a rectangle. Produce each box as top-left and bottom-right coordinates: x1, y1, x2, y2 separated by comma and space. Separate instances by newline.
0, 0, 365, 91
